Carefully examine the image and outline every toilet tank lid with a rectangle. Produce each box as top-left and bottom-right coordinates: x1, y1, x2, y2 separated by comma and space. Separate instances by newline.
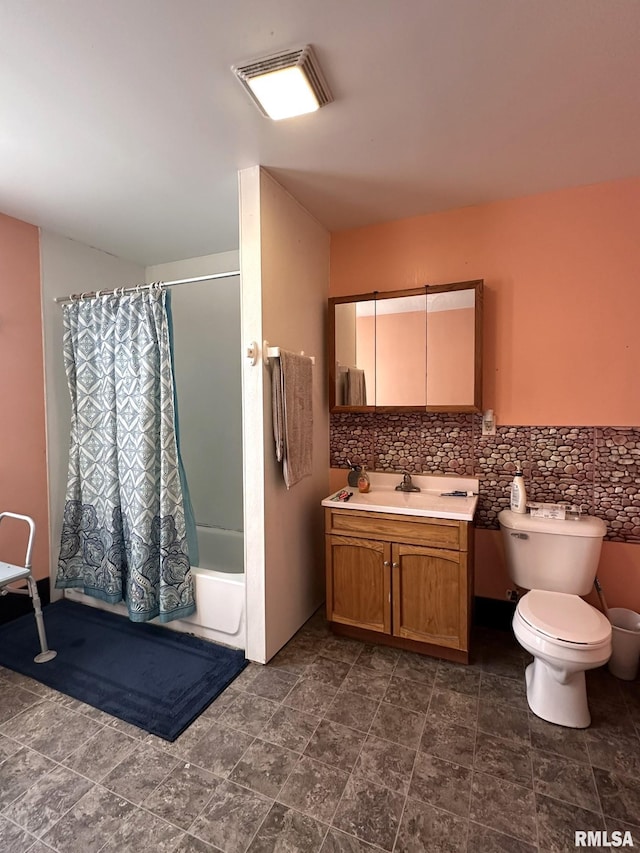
519, 590, 611, 645
498, 509, 606, 538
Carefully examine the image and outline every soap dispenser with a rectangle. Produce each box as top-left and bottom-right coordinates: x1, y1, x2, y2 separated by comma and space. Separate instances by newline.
357, 466, 371, 493
347, 461, 361, 488
510, 466, 527, 514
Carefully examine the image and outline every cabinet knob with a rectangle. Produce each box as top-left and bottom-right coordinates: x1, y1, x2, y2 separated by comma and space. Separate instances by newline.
392, 562, 399, 568
383, 560, 390, 567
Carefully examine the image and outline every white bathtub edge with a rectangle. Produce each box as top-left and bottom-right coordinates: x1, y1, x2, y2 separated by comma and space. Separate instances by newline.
63, 565, 247, 652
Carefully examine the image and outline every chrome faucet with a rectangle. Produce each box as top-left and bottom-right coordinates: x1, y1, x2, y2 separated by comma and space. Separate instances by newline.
395, 471, 421, 493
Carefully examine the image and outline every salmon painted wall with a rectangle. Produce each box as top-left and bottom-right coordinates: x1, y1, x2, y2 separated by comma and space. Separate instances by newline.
329, 179, 640, 610
0, 214, 49, 580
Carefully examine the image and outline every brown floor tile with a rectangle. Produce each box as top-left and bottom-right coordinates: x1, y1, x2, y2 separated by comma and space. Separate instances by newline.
593, 767, 640, 827
353, 733, 416, 794
278, 755, 349, 823
0, 816, 35, 853
98, 808, 184, 853
318, 636, 364, 665
320, 828, 381, 851
228, 738, 299, 799
332, 774, 404, 851
470, 771, 536, 843
189, 779, 271, 852
393, 649, 439, 684
2, 763, 94, 838
283, 678, 338, 716
4, 613, 638, 853
40, 785, 136, 853
532, 750, 600, 811
304, 719, 366, 772
383, 674, 432, 714
355, 644, 399, 675
428, 687, 478, 729
479, 671, 528, 710
258, 704, 320, 753
535, 793, 605, 852
467, 822, 537, 853
247, 802, 326, 853
243, 667, 299, 703
340, 665, 391, 700
63, 725, 139, 782
182, 722, 254, 777
305, 656, 352, 689
528, 714, 590, 764
324, 690, 379, 732
0, 747, 57, 811
218, 692, 279, 736
101, 743, 178, 804
409, 752, 472, 817
420, 717, 476, 767
435, 661, 481, 696
395, 797, 469, 853
369, 700, 425, 748
142, 762, 220, 829
474, 730, 533, 787
477, 698, 530, 748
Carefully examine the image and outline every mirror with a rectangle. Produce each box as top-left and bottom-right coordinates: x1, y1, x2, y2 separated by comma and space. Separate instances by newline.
329, 280, 483, 412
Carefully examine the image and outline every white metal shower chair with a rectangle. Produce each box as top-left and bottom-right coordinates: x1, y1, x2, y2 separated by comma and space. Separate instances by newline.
0, 511, 57, 663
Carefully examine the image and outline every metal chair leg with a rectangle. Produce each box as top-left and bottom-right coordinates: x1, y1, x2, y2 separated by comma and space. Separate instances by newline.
26, 575, 57, 663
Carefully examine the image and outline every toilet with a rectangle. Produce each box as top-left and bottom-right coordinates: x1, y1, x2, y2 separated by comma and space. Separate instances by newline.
498, 509, 612, 728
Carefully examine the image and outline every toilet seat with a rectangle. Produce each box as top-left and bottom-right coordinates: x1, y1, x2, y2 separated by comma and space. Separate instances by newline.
517, 590, 611, 647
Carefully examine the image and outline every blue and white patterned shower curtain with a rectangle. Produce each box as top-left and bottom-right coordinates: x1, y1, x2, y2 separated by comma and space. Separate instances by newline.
55, 287, 196, 623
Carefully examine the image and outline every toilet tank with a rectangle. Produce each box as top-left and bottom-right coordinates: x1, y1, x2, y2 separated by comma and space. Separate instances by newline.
498, 509, 606, 596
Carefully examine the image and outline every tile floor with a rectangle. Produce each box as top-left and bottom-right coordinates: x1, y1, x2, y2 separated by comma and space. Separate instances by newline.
1, 610, 640, 853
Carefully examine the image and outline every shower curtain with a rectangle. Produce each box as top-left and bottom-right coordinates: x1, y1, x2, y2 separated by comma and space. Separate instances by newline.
55, 287, 197, 623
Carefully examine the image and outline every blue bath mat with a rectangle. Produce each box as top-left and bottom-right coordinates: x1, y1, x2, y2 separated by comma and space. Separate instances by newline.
0, 598, 248, 741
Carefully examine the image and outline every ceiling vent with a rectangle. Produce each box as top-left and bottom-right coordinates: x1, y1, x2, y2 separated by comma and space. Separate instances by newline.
232, 45, 333, 120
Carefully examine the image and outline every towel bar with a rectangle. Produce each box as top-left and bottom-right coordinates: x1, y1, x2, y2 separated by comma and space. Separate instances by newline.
263, 340, 315, 366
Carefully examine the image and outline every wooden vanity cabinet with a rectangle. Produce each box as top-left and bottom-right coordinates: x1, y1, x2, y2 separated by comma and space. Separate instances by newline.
325, 507, 474, 663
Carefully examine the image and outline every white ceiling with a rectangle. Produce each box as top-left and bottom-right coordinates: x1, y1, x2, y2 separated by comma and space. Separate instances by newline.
1, 0, 638, 266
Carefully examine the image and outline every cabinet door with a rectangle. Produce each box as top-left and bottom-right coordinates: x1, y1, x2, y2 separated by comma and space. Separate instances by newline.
326, 535, 391, 633
391, 543, 468, 649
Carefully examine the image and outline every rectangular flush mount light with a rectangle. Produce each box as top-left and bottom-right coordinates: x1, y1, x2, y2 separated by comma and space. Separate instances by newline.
232, 45, 333, 120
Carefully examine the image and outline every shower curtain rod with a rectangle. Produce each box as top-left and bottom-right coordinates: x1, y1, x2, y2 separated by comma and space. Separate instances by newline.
53, 270, 241, 304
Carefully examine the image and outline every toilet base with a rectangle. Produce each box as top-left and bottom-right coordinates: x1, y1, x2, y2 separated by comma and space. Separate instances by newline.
525, 659, 591, 729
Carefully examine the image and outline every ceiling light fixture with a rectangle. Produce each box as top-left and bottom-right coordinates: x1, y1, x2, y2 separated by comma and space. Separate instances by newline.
232, 45, 333, 121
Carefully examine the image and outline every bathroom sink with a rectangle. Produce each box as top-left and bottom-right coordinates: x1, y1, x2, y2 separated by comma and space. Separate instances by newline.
322, 473, 479, 521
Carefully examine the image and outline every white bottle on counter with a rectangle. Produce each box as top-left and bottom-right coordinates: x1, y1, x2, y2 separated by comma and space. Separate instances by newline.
510, 467, 527, 513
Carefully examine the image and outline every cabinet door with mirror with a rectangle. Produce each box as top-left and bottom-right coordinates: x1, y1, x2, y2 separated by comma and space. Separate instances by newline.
329, 279, 482, 412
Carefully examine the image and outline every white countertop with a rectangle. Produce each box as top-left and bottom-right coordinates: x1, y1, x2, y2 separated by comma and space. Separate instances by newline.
322, 472, 479, 522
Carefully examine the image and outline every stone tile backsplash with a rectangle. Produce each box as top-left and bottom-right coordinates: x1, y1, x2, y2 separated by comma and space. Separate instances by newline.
329, 413, 640, 542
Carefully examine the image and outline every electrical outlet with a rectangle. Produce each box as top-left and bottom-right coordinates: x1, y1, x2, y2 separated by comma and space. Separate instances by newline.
482, 409, 496, 436
505, 589, 518, 602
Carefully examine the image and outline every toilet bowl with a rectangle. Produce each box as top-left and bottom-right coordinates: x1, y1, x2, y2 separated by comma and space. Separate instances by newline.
498, 509, 611, 729
513, 590, 611, 727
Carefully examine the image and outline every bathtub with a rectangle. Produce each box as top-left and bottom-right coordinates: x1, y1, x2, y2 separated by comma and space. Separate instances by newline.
63, 525, 246, 650
173, 526, 246, 649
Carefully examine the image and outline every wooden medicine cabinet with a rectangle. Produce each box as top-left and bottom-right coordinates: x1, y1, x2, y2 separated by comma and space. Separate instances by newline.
329, 279, 483, 412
